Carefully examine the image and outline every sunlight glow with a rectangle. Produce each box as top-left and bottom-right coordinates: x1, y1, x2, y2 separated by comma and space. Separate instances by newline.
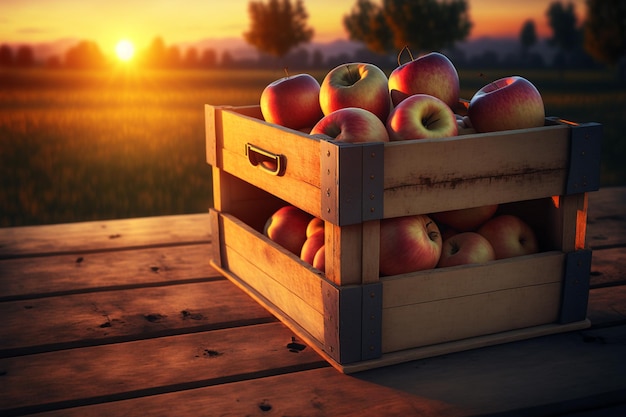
115, 39, 135, 62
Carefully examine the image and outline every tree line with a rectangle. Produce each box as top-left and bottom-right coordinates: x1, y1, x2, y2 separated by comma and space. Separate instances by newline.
1, 0, 623, 72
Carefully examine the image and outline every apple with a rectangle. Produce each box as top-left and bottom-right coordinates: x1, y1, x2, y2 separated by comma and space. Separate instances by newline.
300, 229, 325, 265
386, 94, 458, 141
310, 107, 389, 143
431, 204, 498, 232
467, 76, 545, 133
477, 214, 539, 259
388, 52, 460, 109
319, 62, 391, 122
264, 205, 314, 256
438, 232, 496, 268
260, 73, 323, 131
313, 245, 325, 273
306, 217, 324, 238
379, 214, 443, 276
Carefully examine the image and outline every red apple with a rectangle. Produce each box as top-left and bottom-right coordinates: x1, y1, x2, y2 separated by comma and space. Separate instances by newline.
300, 229, 325, 265
431, 204, 498, 232
310, 107, 389, 143
388, 52, 460, 109
313, 245, 325, 273
306, 217, 324, 238
477, 214, 539, 259
379, 214, 443, 276
438, 232, 496, 268
260, 73, 323, 131
467, 76, 545, 133
319, 62, 391, 122
386, 94, 458, 141
264, 205, 314, 256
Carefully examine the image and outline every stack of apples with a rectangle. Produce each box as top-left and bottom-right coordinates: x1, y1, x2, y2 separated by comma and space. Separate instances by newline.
264, 205, 326, 273
260, 52, 545, 142
259, 52, 546, 276
263, 203, 539, 275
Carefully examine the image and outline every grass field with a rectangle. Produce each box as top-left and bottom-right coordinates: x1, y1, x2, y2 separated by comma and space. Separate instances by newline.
1, 66, 624, 227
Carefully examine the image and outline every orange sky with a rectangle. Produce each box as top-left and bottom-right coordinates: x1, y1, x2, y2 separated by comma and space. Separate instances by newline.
1, 0, 586, 57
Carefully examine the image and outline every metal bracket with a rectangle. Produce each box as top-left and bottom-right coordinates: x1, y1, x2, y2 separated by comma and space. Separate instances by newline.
566, 122, 603, 194
322, 280, 362, 364
320, 140, 384, 226
361, 282, 383, 360
322, 280, 383, 364
560, 249, 591, 324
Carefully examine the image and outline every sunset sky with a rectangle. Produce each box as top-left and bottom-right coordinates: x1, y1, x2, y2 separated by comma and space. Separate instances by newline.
1, 0, 586, 57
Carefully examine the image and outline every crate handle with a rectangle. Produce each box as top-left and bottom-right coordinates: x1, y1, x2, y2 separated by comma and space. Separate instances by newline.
245, 143, 286, 176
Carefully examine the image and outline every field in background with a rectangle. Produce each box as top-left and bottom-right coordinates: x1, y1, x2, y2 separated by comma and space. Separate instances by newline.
1, 67, 624, 227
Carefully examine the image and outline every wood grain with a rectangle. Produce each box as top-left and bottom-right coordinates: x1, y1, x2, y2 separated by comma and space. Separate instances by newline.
0, 213, 211, 259
0, 322, 326, 415
35, 367, 468, 417
0, 244, 219, 300
0, 280, 274, 356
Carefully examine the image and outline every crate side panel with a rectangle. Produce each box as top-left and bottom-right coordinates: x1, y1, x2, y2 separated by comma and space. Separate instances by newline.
221, 148, 321, 217
223, 247, 326, 344
382, 125, 570, 216
382, 281, 562, 353
212, 168, 287, 232
220, 213, 327, 315
382, 252, 565, 308
220, 109, 322, 188
221, 215, 324, 342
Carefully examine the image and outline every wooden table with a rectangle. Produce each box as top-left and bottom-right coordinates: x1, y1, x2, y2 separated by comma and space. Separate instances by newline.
1, 187, 625, 417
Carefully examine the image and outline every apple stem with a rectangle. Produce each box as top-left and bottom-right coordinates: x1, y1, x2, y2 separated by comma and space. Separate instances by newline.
345, 64, 356, 83
283, 67, 290, 78
397, 45, 415, 66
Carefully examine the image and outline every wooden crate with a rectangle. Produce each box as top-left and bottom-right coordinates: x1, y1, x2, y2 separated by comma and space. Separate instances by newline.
205, 104, 602, 373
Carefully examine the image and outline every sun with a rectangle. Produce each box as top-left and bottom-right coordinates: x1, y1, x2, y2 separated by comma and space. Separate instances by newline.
115, 39, 135, 62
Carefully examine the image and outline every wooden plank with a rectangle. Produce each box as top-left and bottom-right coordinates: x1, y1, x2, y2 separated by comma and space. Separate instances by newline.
219, 107, 322, 188
587, 186, 626, 249
0, 244, 219, 300
588, 285, 626, 326
34, 367, 468, 417
210, 106, 324, 218
382, 252, 564, 307
219, 213, 327, 343
382, 282, 562, 353
590, 247, 626, 288
0, 280, 275, 356
357, 326, 626, 416
382, 125, 570, 217
220, 212, 327, 313
0, 322, 327, 415
325, 222, 364, 286
587, 186, 626, 220
0, 213, 211, 258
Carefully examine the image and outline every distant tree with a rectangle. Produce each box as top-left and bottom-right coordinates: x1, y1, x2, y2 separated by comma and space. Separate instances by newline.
343, 0, 394, 54
520, 19, 538, 60
311, 49, 324, 68
46, 55, 61, 69
166, 45, 181, 68
344, 0, 472, 55
244, 0, 314, 58
546, 1, 582, 54
221, 50, 235, 68
583, 0, 626, 67
0, 44, 13, 67
144, 37, 167, 68
65, 41, 106, 69
200, 48, 218, 68
184, 47, 199, 68
15, 45, 35, 67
